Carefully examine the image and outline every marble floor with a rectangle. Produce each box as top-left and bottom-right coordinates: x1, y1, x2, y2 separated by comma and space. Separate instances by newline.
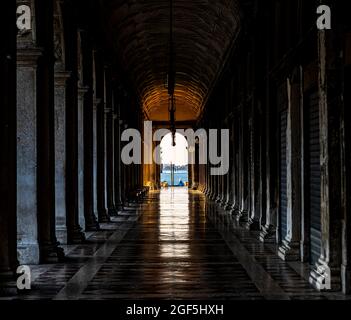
2, 188, 349, 300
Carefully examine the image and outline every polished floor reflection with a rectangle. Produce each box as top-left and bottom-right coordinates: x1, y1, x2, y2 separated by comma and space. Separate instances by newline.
2, 188, 348, 300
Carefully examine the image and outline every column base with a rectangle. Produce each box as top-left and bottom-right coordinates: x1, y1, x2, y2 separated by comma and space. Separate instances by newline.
341, 264, 351, 294
191, 183, 199, 190
278, 240, 300, 261
98, 209, 111, 223
68, 226, 86, 244
223, 202, 233, 211
300, 241, 310, 263
107, 206, 119, 217
0, 271, 17, 296
259, 225, 277, 243
238, 210, 249, 224
17, 242, 40, 265
245, 218, 260, 231
55, 227, 68, 245
230, 204, 240, 217
40, 243, 65, 264
309, 259, 341, 292
115, 202, 124, 212
85, 218, 100, 231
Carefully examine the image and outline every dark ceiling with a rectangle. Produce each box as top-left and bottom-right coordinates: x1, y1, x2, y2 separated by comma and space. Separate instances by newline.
101, 0, 241, 121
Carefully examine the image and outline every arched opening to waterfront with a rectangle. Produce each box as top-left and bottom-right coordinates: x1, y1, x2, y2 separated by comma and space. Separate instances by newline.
160, 133, 189, 187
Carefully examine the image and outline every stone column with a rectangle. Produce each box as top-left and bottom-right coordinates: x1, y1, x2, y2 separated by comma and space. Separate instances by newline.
203, 164, 208, 195
221, 119, 231, 209
64, 14, 85, 244
230, 115, 240, 214
260, 81, 278, 243
310, 28, 342, 291
215, 133, 222, 202
220, 148, 228, 208
114, 112, 123, 210
246, 114, 255, 227
210, 172, 216, 200
53, 0, 75, 244
237, 107, 250, 223
106, 105, 117, 216
54, 71, 71, 243
225, 118, 235, 211
247, 102, 262, 231
83, 63, 99, 230
105, 69, 117, 215
96, 100, 110, 221
278, 76, 302, 261
193, 142, 200, 190
16, 47, 41, 265
205, 165, 210, 195
93, 98, 99, 217
15, 0, 40, 265
95, 54, 110, 221
0, 0, 17, 295
36, 0, 64, 262
81, 33, 99, 230
77, 85, 87, 229
341, 24, 351, 294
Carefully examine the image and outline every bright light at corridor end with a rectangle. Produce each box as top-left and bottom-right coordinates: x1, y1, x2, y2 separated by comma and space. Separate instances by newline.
160, 133, 188, 166
121, 121, 230, 176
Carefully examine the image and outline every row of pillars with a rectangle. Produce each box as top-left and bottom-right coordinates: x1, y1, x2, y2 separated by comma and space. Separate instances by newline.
196, 2, 351, 294
0, 0, 143, 294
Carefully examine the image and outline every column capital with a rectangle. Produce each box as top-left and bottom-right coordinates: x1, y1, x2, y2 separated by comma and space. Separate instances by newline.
17, 47, 43, 66
54, 71, 71, 87
94, 98, 102, 106
104, 107, 113, 114
78, 85, 90, 96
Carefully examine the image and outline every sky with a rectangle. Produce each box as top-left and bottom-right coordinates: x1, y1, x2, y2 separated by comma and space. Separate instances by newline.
160, 133, 188, 165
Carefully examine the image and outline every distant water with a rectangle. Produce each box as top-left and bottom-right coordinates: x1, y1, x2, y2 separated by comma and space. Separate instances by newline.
161, 171, 188, 186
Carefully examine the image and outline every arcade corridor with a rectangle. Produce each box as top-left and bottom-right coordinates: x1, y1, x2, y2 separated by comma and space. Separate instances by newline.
2, 0, 351, 300
1, 189, 346, 300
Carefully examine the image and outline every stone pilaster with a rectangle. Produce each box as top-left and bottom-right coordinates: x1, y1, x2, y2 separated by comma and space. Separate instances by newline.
16, 48, 41, 264
54, 71, 71, 244
310, 28, 342, 292
223, 122, 234, 211
80, 32, 99, 230
114, 115, 123, 210
260, 81, 278, 243
341, 35, 351, 295
92, 98, 100, 217
96, 98, 109, 222
77, 83, 99, 230
237, 108, 249, 223
105, 71, 118, 215
77, 85, 87, 229
278, 76, 302, 261
36, 0, 64, 263
230, 116, 240, 215
55, 1, 85, 245
246, 112, 260, 230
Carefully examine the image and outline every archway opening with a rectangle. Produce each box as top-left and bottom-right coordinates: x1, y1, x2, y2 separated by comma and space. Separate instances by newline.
160, 133, 189, 187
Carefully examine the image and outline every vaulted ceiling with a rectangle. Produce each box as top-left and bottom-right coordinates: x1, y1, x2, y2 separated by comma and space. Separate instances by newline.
101, 0, 241, 121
